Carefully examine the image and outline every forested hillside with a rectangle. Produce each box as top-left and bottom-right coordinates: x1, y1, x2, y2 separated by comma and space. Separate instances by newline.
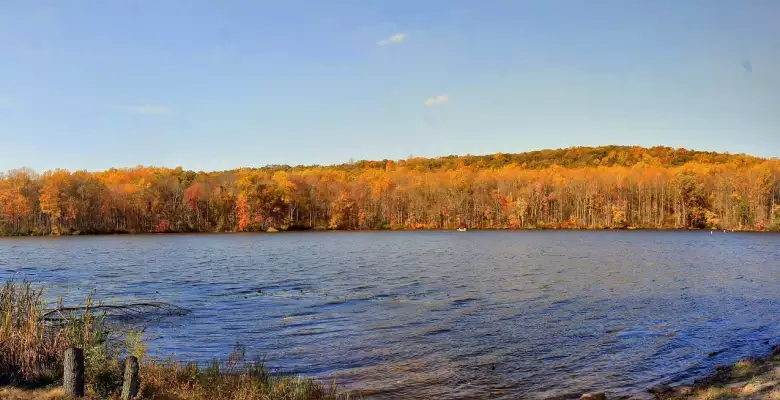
1, 146, 779, 235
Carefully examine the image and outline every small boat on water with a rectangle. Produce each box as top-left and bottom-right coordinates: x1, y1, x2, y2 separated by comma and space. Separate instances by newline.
457, 227, 467, 232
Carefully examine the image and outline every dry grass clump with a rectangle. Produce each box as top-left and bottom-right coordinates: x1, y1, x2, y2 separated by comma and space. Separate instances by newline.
2, 360, 353, 400
0, 281, 61, 384
656, 350, 780, 400
0, 281, 106, 386
730, 360, 763, 379
135, 345, 353, 400
692, 387, 736, 400
766, 387, 780, 400
687, 381, 780, 400
0, 387, 65, 400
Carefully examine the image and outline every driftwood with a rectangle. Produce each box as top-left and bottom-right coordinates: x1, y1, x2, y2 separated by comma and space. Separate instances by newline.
43, 301, 189, 325
580, 393, 606, 400
44, 301, 189, 318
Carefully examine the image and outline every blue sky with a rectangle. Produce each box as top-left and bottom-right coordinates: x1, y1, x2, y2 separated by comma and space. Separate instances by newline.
1, 0, 778, 172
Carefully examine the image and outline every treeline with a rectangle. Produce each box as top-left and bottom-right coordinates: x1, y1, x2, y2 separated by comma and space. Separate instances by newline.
346, 145, 767, 172
1, 146, 779, 235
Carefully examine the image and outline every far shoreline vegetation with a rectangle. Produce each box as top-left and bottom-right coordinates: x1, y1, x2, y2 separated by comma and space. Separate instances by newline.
2, 226, 780, 239
1, 146, 779, 236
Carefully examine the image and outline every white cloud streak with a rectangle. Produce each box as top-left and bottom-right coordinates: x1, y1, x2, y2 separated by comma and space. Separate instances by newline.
123, 104, 171, 116
376, 33, 408, 46
424, 95, 449, 106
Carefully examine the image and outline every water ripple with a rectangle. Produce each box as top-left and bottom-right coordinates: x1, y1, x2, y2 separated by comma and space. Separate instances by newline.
0, 231, 779, 399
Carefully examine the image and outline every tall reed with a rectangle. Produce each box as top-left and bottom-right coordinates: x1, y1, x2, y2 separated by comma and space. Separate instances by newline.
0, 281, 62, 384
0, 281, 107, 385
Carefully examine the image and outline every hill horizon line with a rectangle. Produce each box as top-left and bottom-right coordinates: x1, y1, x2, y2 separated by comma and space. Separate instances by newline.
6, 145, 776, 174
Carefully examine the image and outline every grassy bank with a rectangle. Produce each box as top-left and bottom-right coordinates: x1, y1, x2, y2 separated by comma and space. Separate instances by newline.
653, 347, 780, 400
0, 281, 354, 400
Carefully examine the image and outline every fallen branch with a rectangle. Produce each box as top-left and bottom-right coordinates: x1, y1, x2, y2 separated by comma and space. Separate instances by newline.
43, 302, 189, 324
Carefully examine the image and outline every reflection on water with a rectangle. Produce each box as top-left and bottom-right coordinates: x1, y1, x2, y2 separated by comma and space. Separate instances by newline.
1, 231, 778, 399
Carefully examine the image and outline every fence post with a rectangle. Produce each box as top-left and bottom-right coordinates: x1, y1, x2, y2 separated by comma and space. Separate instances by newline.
121, 356, 140, 400
63, 347, 85, 397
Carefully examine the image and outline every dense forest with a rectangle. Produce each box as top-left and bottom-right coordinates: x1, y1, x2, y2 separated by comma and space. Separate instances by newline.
1, 146, 779, 235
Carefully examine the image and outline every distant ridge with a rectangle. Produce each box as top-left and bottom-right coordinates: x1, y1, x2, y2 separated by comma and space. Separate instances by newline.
235, 145, 769, 174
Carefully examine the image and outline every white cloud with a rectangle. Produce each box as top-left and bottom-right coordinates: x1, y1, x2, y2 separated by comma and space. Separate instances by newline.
123, 104, 170, 116
424, 95, 448, 106
376, 33, 408, 46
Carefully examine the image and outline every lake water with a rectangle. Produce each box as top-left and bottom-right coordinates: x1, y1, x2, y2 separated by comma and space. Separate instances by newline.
1, 231, 779, 399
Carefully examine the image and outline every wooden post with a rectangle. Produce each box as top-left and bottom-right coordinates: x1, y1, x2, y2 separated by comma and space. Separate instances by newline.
63, 347, 85, 397
121, 356, 139, 400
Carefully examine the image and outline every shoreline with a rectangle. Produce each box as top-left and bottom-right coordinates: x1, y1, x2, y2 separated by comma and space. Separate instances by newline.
0, 226, 776, 238
4, 346, 780, 400
650, 345, 780, 399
